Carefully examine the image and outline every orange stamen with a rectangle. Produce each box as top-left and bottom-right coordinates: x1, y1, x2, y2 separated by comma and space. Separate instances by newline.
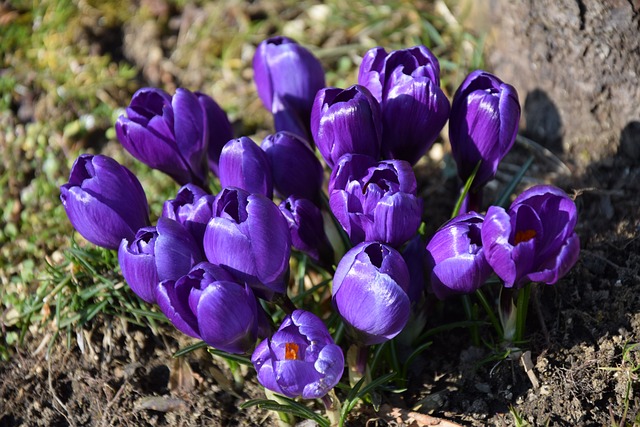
515, 229, 537, 244
285, 342, 300, 360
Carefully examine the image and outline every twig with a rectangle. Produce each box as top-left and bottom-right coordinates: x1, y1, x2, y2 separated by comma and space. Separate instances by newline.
100, 378, 129, 427
48, 356, 77, 427
378, 404, 463, 426
521, 351, 540, 389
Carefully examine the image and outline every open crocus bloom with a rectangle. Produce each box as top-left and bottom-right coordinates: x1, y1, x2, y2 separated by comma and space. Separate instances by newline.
252, 310, 344, 399
482, 185, 580, 288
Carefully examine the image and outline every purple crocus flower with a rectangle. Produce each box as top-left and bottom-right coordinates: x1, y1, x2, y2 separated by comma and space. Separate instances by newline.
253, 36, 325, 140
449, 70, 521, 190
156, 262, 259, 354
329, 154, 422, 247
118, 217, 204, 304
153, 216, 204, 281
218, 137, 273, 198
333, 242, 411, 345
482, 185, 580, 288
117, 226, 158, 303
162, 183, 215, 249
358, 46, 450, 165
262, 132, 324, 204
426, 212, 492, 300
197, 94, 234, 176
252, 310, 344, 399
115, 87, 216, 187
203, 187, 291, 298
60, 154, 150, 250
311, 85, 382, 168
279, 196, 334, 269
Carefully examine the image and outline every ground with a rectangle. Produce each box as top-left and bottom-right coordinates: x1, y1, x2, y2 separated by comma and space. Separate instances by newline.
1, 1, 639, 426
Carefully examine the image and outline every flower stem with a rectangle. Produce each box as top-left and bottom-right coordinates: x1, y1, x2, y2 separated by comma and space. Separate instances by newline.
499, 286, 517, 344
475, 288, 503, 338
226, 359, 245, 391
274, 293, 297, 315
515, 282, 532, 343
346, 344, 370, 387
321, 389, 341, 427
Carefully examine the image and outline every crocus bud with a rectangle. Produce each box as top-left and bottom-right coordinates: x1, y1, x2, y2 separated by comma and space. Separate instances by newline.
449, 70, 521, 190
203, 187, 291, 298
156, 262, 259, 354
253, 36, 325, 140
332, 242, 411, 345
252, 310, 344, 399
218, 137, 273, 198
60, 154, 150, 250
311, 85, 382, 168
115, 87, 211, 187
153, 216, 204, 282
118, 226, 158, 303
162, 183, 215, 248
358, 46, 450, 165
329, 154, 422, 247
279, 196, 334, 269
262, 132, 324, 203
197, 93, 234, 176
482, 185, 580, 288
118, 217, 204, 304
426, 212, 492, 300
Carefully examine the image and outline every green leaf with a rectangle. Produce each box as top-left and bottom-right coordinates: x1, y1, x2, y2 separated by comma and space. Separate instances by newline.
495, 155, 534, 208
451, 160, 481, 218
173, 341, 208, 358
241, 397, 329, 427
207, 348, 252, 366
401, 342, 433, 379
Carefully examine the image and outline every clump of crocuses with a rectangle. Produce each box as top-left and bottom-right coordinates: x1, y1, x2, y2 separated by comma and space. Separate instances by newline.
59, 34, 582, 423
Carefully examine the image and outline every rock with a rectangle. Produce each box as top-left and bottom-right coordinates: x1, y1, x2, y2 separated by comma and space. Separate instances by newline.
481, 0, 640, 169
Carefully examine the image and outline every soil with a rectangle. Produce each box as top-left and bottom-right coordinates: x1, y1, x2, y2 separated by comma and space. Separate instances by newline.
2, 1, 640, 426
